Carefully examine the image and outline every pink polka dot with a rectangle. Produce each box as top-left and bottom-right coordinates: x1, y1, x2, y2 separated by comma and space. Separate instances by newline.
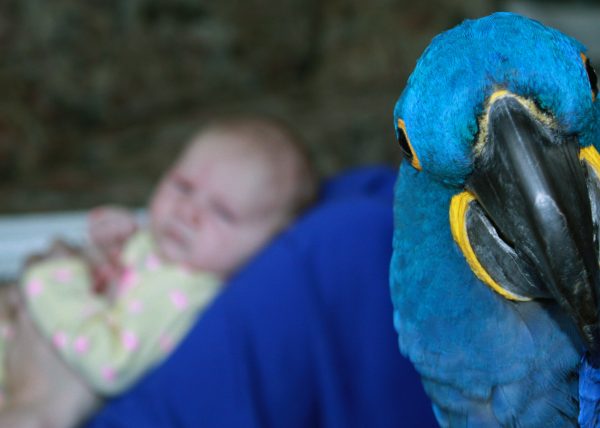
169, 290, 188, 310
26, 279, 44, 297
74, 336, 90, 354
159, 334, 174, 353
101, 367, 116, 382
54, 267, 73, 283
145, 254, 161, 271
53, 331, 68, 349
118, 268, 139, 294
127, 299, 144, 314
121, 330, 139, 351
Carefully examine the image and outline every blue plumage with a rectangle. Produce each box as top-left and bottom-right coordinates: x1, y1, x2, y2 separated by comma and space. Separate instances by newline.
391, 13, 600, 426
580, 355, 600, 427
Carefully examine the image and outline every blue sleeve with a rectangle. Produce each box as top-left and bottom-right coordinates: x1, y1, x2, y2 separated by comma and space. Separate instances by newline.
84, 167, 437, 428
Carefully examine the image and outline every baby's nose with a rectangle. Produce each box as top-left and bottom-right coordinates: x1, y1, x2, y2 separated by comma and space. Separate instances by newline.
188, 209, 202, 226
176, 202, 202, 226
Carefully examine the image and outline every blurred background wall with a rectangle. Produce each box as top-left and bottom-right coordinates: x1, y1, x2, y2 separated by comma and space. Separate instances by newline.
0, 0, 598, 213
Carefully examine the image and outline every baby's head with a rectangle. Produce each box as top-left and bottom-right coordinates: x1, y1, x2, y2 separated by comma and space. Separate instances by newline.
150, 115, 317, 278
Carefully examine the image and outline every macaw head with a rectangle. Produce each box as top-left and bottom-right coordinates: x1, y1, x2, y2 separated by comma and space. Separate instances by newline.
393, 12, 600, 354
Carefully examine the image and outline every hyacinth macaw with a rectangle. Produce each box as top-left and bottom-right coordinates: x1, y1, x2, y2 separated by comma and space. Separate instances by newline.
390, 12, 600, 427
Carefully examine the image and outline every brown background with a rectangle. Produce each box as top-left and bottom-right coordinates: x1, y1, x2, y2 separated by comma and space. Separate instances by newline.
3, 0, 590, 213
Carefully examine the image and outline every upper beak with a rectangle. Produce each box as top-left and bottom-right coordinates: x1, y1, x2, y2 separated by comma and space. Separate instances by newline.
465, 94, 600, 353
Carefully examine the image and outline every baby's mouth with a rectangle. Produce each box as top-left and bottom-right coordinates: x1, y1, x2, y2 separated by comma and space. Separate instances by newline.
164, 225, 184, 243
158, 222, 191, 253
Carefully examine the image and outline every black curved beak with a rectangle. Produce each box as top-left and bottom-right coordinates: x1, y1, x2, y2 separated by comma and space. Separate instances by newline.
466, 95, 600, 353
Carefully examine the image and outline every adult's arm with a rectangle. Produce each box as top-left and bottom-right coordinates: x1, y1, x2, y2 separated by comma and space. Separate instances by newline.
85, 167, 437, 428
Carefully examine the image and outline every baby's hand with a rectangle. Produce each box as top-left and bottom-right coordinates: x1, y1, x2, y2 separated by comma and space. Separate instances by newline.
88, 206, 137, 293
88, 206, 138, 262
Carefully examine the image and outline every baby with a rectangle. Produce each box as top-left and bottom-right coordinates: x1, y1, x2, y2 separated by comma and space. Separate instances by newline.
0, 115, 317, 427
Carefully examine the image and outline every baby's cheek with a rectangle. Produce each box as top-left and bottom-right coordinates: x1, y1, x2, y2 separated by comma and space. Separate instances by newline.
152, 201, 169, 220
186, 234, 212, 264
199, 235, 236, 273
225, 234, 259, 270
151, 187, 173, 216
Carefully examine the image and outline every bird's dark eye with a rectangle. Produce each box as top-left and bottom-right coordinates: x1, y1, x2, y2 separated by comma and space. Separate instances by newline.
582, 53, 598, 101
397, 119, 422, 170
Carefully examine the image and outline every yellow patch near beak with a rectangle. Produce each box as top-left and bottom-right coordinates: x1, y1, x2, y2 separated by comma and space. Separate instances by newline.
581, 145, 600, 176
449, 191, 532, 301
475, 90, 556, 157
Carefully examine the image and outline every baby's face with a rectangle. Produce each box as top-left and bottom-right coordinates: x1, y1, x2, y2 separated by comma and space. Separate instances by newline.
149, 134, 290, 278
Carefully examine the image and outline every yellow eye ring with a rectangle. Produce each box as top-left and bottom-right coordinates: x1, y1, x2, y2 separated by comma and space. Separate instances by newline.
397, 118, 422, 170
581, 52, 598, 102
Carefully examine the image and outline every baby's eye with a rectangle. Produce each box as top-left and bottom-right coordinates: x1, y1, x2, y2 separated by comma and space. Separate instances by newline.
211, 200, 236, 224
171, 175, 194, 195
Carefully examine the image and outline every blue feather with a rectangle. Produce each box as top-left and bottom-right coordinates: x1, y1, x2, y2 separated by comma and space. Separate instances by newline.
579, 355, 600, 427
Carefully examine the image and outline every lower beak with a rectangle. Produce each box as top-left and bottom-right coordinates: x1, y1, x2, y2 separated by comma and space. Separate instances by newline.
465, 95, 600, 353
